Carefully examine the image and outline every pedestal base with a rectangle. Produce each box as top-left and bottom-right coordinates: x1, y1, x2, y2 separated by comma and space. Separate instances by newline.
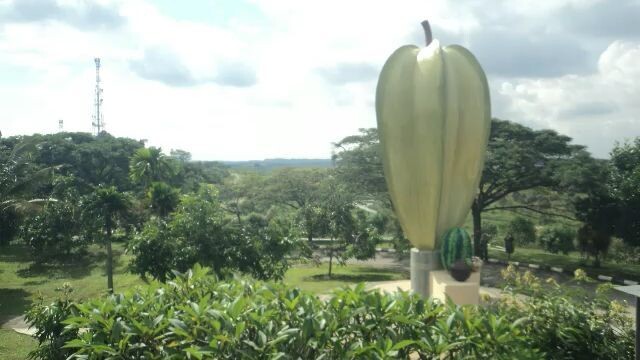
429, 270, 480, 305
410, 248, 441, 298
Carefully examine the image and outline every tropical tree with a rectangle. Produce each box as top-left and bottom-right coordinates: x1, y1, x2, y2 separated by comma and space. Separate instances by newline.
147, 182, 180, 218
0, 139, 56, 245
85, 185, 131, 293
130, 184, 301, 281
471, 119, 581, 257
332, 121, 585, 259
265, 168, 328, 243
608, 138, 640, 246
129, 147, 176, 188
319, 178, 379, 277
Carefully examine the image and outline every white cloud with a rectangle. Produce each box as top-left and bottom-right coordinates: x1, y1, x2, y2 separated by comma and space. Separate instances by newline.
0, 0, 639, 161
496, 41, 640, 158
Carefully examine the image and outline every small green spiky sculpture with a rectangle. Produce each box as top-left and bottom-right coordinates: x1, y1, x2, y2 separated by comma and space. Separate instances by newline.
440, 227, 473, 270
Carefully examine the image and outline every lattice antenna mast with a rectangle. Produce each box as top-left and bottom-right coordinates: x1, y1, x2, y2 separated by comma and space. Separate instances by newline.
92, 58, 105, 136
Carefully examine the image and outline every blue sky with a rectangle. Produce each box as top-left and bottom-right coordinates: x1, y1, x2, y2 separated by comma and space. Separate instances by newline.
0, 0, 639, 160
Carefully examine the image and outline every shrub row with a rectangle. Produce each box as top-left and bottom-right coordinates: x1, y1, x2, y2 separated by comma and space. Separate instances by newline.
27, 264, 634, 359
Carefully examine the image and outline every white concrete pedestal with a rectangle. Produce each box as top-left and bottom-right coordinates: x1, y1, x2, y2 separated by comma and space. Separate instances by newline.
429, 270, 480, 305
410, 248, 441, 298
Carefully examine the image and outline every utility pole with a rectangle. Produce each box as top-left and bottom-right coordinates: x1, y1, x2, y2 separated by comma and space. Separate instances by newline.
92, 58, 104, 136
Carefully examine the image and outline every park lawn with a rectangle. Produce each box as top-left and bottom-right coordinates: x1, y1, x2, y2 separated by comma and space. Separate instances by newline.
0, 329, 36, 360
0, 242, 145, 321
284, 263, 408, 294
489, 247, 640, 281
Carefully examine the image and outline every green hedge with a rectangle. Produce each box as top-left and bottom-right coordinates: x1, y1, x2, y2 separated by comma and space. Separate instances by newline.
27, 264, 634, 359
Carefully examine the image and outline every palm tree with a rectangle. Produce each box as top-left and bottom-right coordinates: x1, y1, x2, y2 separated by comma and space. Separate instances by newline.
147, 181, 180, 218
129, 147, 176, 188
1, 139, 57, 245
86, 185, 131, 293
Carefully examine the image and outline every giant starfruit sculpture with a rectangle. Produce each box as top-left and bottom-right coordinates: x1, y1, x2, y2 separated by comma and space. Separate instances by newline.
376, 21, 491, 251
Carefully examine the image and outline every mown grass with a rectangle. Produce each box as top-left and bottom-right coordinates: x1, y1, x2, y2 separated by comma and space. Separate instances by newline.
489, 247, 640, 281
0, 329, 36, 360
0, 242, 145, 322
283, 263, 407, 294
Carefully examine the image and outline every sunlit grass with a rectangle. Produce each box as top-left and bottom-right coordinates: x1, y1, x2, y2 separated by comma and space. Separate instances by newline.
0, 242, 145, 320
283, 263, 407, 294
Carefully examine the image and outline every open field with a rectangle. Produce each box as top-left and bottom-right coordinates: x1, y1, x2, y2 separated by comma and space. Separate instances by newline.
0, 243, 145, 322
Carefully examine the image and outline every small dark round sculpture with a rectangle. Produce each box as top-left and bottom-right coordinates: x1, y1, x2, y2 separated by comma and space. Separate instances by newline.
450, 260, 472, 282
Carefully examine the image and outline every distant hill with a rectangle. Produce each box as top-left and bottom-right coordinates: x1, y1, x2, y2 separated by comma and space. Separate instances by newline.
221, 158, 333, 171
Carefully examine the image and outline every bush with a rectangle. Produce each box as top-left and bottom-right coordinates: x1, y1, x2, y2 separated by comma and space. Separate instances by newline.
538, 225, 575, 254
25, 283, 79, 360
609, 237, 640, 264
497, 265, 634, 359
31, 265, 538, 359
506, 217, 536, 245
130, 185, 302, 281
21, 200, 88, 263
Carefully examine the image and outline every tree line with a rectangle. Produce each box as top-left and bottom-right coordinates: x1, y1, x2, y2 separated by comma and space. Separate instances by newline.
2, 119, 640, 293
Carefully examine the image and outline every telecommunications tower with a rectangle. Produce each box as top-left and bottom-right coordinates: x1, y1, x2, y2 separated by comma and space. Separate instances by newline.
92, 58, 104, 136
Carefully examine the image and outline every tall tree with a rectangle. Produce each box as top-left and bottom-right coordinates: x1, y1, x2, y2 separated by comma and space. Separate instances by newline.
333, 120, 584, 258
265, 168, 327, 243
86, 185, 131, 293
608, 138, 640, 246
147, 182, 180, 218
319, 178, 378, 277
332, 128, 387, 199
0, 139, 56, 245
471, 120, 580, 257
129, 147, 176, 188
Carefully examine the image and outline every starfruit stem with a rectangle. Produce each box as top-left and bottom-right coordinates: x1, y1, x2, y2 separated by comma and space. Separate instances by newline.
421, 20, 433, 46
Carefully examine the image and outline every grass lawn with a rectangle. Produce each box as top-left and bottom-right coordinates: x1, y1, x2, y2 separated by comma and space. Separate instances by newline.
0, 329, 36, 360
0, 242, 145, 321
284, 263, 407, 294
489, 247, 640, 280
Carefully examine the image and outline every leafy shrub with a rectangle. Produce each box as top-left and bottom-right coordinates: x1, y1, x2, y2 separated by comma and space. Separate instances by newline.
130, 185, 302, 281
496, 265, 634, 359
25, 283, 79, 360
21, 200, 88, 263
538, 225, 575, 254
608, 237, 640, 264
32, 265, 538, 359
506, 217, 536, 245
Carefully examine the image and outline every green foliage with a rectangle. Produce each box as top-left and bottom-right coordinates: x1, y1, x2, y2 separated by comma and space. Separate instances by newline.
576, 224, 612, 267
538, 225, 575, 255
497, 265, 634, 359
0, 207, 21, 246
25, 283, 79, 360
440, 227, 473, 270
21, 200, 88, 263
33, 264, 538, 359
332, 128, 387, 199
318, 180, 379, 276
608, 238, 640, 264
609, 138, 640, 246
130, 185, 301, 282
129, 147, 177, 187
506, 216, 536, 245
85, 185, 132, 292
147, 182, 180, 218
